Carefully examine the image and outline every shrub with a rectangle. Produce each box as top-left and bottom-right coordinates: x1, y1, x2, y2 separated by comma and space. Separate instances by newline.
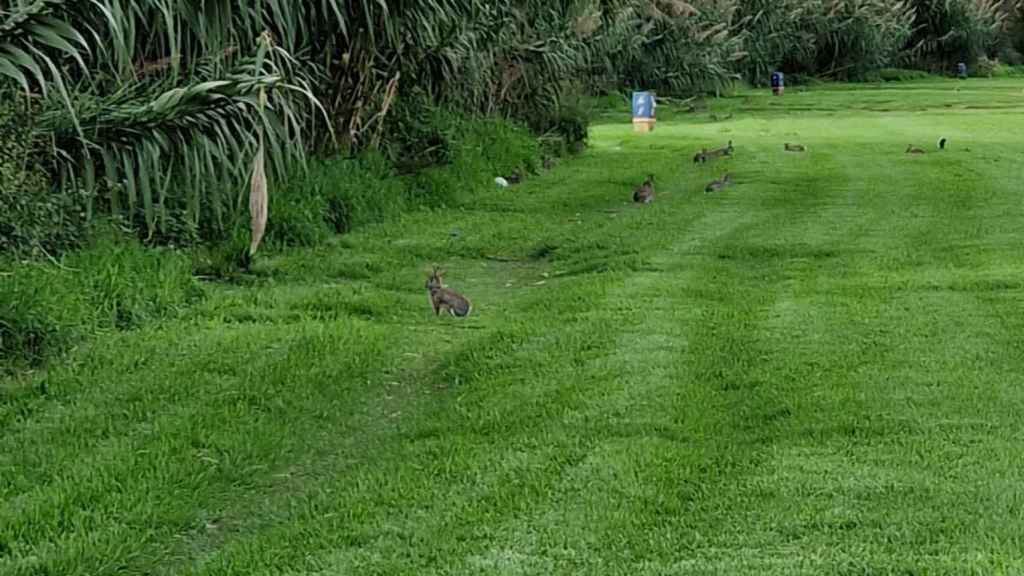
739, 0, 915, 82
973, 55, 1000, 76
739, 0, 819, 84
68, 230, 202, 329
528, 87, 590, 155
0, 274, 62, 368
991, 62, 1024, 77
600, 0, 746, 95
997, 46, 1023, 67
192, 223, 252, 280
815, 1, 917, 80
907, 0, 1007, 71
134, 207, 201, 247
291, 153, 408, 235
0, 97, 91, 257
1010, 5, 1024, 61
265, 173, 332, 249
193, 109, 541, 275
1, 229, 200, 368
403, 111, 541, 207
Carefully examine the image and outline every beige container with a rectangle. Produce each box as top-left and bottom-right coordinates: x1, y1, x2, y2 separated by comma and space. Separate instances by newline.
632, 118, 656, 133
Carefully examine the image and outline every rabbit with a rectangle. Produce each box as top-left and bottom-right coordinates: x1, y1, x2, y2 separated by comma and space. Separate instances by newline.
784, 143, 806, 152
906, 144, 926, 154
938, 137, 947, 150
705, 173, 733, 193
425, 267, 472, 317
704, 140, 734, 161
633, 174, 655, 204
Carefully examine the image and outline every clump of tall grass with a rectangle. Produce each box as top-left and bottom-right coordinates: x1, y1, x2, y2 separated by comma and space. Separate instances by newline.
1, 229, 200, 369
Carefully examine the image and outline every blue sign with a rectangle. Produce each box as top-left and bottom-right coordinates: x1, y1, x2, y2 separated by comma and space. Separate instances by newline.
771, 72, 784, 88
957, 63, 968, 78
632, 91, 655, 119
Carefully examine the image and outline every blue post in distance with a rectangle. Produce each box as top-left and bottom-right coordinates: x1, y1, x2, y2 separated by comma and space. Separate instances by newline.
631, 91, 656, 133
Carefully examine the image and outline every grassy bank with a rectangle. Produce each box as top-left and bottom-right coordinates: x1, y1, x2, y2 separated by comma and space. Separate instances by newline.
3, 78, 1024, 575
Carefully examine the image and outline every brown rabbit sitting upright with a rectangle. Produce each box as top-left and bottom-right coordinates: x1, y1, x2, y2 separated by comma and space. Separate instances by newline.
633, 174, 655, 204
426, 267, 472, 317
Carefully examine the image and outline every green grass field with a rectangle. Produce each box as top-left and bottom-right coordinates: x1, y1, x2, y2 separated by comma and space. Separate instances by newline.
4, 78, 1024, 575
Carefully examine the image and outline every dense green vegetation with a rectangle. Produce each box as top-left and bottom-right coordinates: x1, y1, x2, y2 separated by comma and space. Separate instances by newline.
3, 78, 1024, 574
1, 0, 1021, 255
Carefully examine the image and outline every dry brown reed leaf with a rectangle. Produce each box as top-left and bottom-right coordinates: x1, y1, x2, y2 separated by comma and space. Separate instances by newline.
249, 134, 268, 256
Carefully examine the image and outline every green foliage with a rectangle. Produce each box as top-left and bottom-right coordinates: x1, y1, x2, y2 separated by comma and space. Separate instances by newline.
990, 62, 1024, 76
529, 88, 590, 155
594, 0, 746, 95
738, 0, 818, 84
192, 223, 252, 280
70, 230, 202, 330
907, 0, 1008, 70
878, 68, 934, 81
1009, 3, 1024, 61
1, 0, 594, 245
1, 0, 1016, 255
0, 97, 90, 256
190, 110, 541, 267
816, 1, 916, 79
265, 176, 332, 249
0, 1, 331, 242
0, 276, 61, 368
407, 113, 541, 207
739, 0, 915, 82
317, 154, 408, 234
1, 229, 199, 367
